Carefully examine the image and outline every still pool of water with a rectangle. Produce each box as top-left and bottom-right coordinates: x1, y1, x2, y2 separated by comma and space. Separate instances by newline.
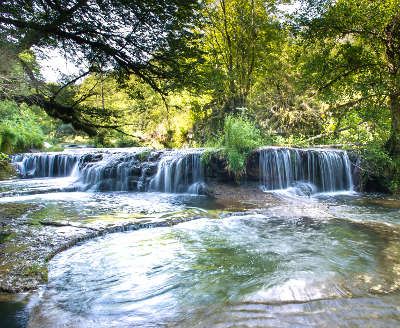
1, 178, 400, 327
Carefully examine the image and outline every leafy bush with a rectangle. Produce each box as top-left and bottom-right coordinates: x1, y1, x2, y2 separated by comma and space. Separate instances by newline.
115, 136, 141, 148
359, 143, 400, 194
0, 125, 17, 153
45, 146, 65, 152
203, 114, 262, 180
0, 153, 9, 161
0, 152, 15, 179
0, 101, 44, 153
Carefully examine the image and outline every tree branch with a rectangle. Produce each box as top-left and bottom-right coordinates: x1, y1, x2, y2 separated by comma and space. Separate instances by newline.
52, 70, 91, 99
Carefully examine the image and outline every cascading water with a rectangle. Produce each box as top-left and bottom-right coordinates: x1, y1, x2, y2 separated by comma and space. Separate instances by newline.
76, 149, 154, 191
149, 149, 205, 193
12, 148, 206, 194
6, 147, 400, 328
13, 153, 79, 178
259, 147, 353, 193
13, 147, 353, 195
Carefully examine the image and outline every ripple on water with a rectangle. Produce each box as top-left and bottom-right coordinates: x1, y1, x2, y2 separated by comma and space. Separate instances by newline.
28, 213, 400, 328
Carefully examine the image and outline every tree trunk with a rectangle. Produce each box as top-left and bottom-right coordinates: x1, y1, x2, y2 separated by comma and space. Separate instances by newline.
386, 92, 400, 156
384, 14, 400, 156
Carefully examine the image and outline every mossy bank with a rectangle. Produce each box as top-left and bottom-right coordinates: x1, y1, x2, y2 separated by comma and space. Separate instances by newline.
0, 157, 16, 180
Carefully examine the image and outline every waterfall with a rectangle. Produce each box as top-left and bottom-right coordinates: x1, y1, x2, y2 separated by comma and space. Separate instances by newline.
12, 153, 79, 178
12, 147, 353, 195
259, 147, 353, 193
12, 148, 205, 194
76, 150, 149, 191
149, 150, 205, 193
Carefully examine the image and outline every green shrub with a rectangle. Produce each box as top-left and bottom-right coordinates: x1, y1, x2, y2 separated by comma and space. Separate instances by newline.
0, 125, 17, 153
137, 149, 151, 161
0, 153, 9, 161
115, 136, 141, 148
201, 147, 220, 164
203, 114, 262, 181
45, 146, 65, 152
0, 101, 44, 153
359, 143, 400, 194
0, 152, 15, 180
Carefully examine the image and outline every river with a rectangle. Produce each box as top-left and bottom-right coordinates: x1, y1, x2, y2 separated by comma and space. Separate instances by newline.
0, 148, 399, 327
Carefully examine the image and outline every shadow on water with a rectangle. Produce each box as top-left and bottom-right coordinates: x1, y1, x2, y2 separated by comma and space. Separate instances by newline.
0, 299, 29, 328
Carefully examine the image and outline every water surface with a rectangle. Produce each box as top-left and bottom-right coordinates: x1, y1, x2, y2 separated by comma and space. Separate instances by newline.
1, 177, 400, 327
28, 198, 400, 327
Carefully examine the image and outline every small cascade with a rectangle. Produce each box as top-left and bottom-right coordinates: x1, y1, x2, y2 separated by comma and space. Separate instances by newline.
13, 153, 79, 178
76, 149, 157, 191
12, 148, 206, 194
149, 150, 204, 193
12, 147, 353, 195
259, 147, 353, 193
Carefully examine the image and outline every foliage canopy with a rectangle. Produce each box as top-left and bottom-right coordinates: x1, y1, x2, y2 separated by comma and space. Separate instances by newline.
0, 0, 203, 136
298, 0, 400, 155
1, 0, 400, 192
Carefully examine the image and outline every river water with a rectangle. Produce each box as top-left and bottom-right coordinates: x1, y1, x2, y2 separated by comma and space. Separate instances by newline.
1, 149, 400, 327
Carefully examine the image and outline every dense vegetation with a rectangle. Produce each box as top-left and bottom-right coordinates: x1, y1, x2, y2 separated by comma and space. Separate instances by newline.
1, 0, 400, 190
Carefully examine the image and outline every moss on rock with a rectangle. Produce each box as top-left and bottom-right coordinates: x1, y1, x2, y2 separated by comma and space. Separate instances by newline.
0, 158, 16, 180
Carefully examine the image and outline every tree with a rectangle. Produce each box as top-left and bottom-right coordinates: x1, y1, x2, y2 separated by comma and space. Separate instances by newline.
199, 0, 282, 112
0, 0, 203, 136
298, 0, 400, 154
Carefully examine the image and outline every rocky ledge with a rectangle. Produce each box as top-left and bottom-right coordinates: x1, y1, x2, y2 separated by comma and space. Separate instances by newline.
0, 182, 284, 293
0, 204, 212, 293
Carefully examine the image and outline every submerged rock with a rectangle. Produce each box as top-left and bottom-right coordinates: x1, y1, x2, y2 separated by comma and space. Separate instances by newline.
0, 202, 223, 293
292, 182, 317, 197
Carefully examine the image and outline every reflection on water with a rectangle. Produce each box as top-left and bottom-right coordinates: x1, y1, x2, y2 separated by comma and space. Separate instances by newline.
314, 193, 400, 225
0, 300, 29, 328
186, 295, 400, 328
0, 177, 77, 196
0, 191, 227, 224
